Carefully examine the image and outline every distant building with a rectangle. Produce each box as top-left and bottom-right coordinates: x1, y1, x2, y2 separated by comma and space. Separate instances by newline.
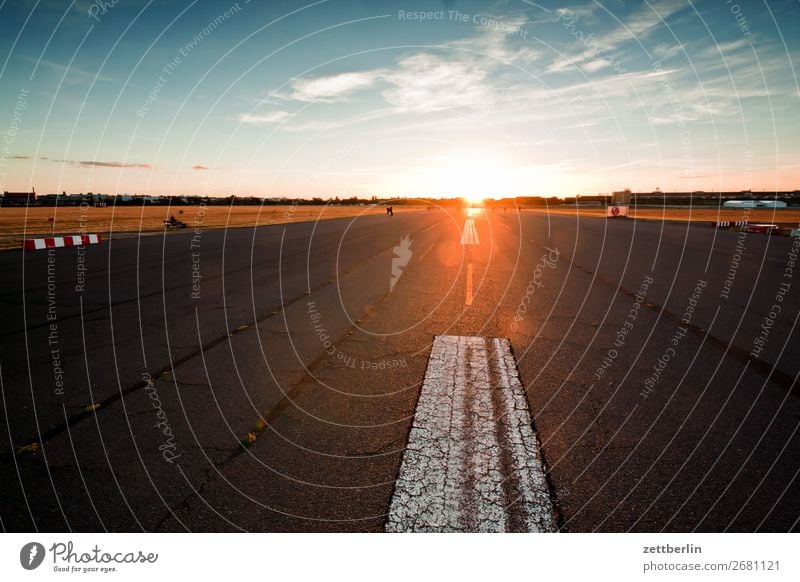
608, 189, 799, 208
575, 194, 611, 206
1, 189, 36, 205
65, 193, 89, 205
723, 200, 787, 208
38, 194, 62, 205
612, 189, 632, 205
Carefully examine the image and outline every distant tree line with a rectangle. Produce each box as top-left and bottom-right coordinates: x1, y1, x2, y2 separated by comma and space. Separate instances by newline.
18, 193, 438, 207
8, 191, 797, 208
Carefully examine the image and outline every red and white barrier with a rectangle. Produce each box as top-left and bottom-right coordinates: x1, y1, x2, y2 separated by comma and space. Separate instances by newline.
606, 205, 629, 218
711, 220, 749, 228
23, 234, 103, 251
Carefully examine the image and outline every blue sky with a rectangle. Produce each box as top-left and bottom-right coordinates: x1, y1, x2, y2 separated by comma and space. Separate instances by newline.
0, 0, 798, 197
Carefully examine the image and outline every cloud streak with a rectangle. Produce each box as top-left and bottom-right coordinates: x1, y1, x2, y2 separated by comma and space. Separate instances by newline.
238, 111, 293, 124
382, 53, 495, 112
51, 159, 152, 169
289, 71, 380, 102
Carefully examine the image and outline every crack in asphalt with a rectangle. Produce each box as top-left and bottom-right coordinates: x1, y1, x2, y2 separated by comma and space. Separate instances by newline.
521, 234, 800, 399
386, 336, 556, 532
1, 215, 449, 467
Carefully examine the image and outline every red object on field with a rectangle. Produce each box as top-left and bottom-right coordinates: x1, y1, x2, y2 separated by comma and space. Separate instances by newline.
606, 205, 629, 217
23, 234, 103, 250
743, 224, 778, 234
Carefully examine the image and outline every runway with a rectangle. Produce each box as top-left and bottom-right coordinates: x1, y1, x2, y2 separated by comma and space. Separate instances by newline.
1, 208, 798, 532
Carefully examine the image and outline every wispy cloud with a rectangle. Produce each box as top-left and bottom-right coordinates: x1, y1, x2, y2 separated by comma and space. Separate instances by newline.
34, 58, 116, 84
238, 111, 293, 124
80, 161, 151, 168
275, 15, 532, 115
592, 159, 652, 172
548, 0, 687, 74
382, 53, 495, 112
601, 0, 688, 48
51, 159, 152, 169
569, 121, 597, 128
289, 71, 379, 102
553, 3, 603, 22
192, 165, 209, 171
446, 14, 538, 64
278, 108, 397, 134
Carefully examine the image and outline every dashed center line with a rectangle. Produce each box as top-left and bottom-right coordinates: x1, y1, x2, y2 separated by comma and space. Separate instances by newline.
387, 335, 556, 532
465, 264, 474, 305
460, 216, 479, 306
460, 218, 480, 245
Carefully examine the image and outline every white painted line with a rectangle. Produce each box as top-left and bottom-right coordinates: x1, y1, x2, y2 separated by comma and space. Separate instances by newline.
465, 263, 474, 306
387, 335, 556, 532
489, 338, 558, 531
460, 218, 480, 245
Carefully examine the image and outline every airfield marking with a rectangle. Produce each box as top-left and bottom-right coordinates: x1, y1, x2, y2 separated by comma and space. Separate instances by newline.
465, 263, 474, 305
460, 218, 480, 245
460, 216, 480, 306
386, 335, 556, 532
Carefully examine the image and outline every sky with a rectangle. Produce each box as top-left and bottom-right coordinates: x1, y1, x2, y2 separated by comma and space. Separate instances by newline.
0, 0, 798, 198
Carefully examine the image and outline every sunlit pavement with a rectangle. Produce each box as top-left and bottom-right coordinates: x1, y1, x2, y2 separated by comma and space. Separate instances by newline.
1, 208, 798, 532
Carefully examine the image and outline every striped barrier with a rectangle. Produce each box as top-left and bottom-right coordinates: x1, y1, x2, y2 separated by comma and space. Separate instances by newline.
606, 205, 629, 218
23, 234, 103, 251
711, 220, 749, 228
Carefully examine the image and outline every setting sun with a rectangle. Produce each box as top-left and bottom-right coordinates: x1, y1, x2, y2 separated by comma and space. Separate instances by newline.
410, 149, 516, 201
3, 0, 799, 549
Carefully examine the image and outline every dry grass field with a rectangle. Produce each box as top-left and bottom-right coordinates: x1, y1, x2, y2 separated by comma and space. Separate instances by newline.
525, 206, 800, 224
3, 204, 799, 251
0, 204, 424, 250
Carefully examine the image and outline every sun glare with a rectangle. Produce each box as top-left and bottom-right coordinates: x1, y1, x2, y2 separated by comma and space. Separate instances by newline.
420, 149, 515, 202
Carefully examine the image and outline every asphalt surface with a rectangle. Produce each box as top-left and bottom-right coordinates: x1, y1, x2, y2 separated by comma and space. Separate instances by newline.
0, 207, 798, 532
